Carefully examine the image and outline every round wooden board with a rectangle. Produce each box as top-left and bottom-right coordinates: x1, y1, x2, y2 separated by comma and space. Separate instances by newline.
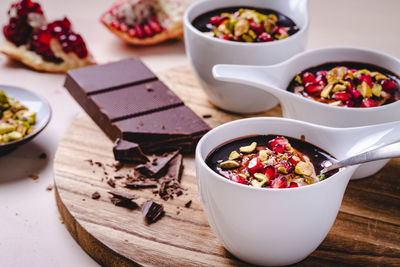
54, 65, 400, 266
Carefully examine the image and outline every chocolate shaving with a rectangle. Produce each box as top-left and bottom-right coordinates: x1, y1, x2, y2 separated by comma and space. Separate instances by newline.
95, 161, 103, 167
202, 114, 212, 118
125, 180, 158, 189
113, 139, 149, 163
91, 192, 101, 199
142, 200, 164, 223
135, 149, 179, 177
185, 200, 192, 208
108, 190, 138, 200
107, 178, 116, 188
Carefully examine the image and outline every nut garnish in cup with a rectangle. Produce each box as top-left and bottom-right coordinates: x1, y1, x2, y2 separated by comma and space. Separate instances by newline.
206, 135, 336, 189
288, 62, 400, 107
0, 90, 35, 143
192, 7, 299, 42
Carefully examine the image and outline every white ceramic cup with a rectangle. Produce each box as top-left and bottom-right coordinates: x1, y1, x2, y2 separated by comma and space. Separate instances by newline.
196, 117, 400, 266
183, 0, 309, 114
212, 47, 400, 179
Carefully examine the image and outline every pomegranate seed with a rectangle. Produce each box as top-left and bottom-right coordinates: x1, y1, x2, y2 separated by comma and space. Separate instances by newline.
315, 76, 326, 87
288, 156, 299, 167
289, 182, 299, 188
128, 28, 136, 37
143, 24, 153, 37
220, 34, 230, 40
270, 177, 287, 188
361, 98, 377, 108
248, 157, 263, 175
275, 160, 293, 174
302, 72, 317, 84
119, 23, 128, 32
257, 32, 273, 42
332, 91, 351, 101
249, 20, 263, 35
272, 144, 285, 154
134, 24, 144, 38
268, 137, 289, 149
209, 16, 221, 25
358, 74, 373, 87
316, 70, 327, 77
304, 83, 323, 95
275, 27, 288, 36
350, 68, 357, 73
264, 166, 276, 180
148, 20, 162, 33
345, 100, 354, 107
111, 20, 120, 29
231, 175, 248, 185
381, 79, 397, 93
349, 88, 361, 100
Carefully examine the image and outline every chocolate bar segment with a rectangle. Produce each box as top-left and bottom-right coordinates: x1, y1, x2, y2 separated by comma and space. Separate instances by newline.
113, 138, 149, 163
64, 58, 210, 153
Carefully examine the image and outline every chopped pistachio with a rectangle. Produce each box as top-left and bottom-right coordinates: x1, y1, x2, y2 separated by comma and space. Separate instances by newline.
8, 131, 22, 140
326, 67, 346, 84
238, 173, 247, 179
248, 29, 257, 39
0, 123, 15, 134
328, 101, 342, 106
303, 176, 315, 184
242, 34, 253, 42
321, 84, 334, 98
229, 150, 241, 160
332, 84, 347, 93
345, 70, 354, 80
318, 174, 326, 181
258, 150, 270, 161
16, 110, 36, 124
278, 166, 287, 174
295, 74, 303, 84
371, 72, 389, 81
268, 14, 278, 23
220, 160, 240, 169
295, 161, 313, 176
357, 81, 372, 98
372, 83, 382, 97
251, 179, 262, 188
234, 19, 249, 36
239, 142, 257, 153
254, 172, 268, 183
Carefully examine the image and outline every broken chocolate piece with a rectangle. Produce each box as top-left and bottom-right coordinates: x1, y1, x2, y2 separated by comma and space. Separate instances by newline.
63, 58, 210, 155
142, 200, 164, 223
113, 138, 149, 163
202, 114, 212, 118
135, 150, 179, 177
92, 192, 101, 199
109, 190, 139, 210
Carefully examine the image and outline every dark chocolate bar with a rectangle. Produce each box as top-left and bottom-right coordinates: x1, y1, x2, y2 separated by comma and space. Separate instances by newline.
64, 58, 210, 153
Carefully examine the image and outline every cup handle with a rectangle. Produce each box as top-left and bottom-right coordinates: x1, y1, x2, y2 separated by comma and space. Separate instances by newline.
212, 64, 289, 102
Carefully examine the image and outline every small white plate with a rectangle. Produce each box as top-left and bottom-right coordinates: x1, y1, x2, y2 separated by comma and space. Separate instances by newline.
0, 85, 51, 155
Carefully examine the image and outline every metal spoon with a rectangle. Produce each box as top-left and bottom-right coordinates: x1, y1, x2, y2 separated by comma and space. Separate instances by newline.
321, 142, 400, 174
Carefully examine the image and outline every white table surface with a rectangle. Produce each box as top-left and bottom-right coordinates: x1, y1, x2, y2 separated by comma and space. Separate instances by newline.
0, 0, 399, 266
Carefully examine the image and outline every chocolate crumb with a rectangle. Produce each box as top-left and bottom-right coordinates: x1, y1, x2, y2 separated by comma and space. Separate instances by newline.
142, 200, 164, 224
29, 174, 39, 180
202, 114, 212, 118
185, 200, 192, 208
82, 198, 86, 201
107, 178, 116, 188
39, 153, 47, 159
95, 161, 103, 167
86, 159, 94, 166
145, 84, 154, 91
176, 210, 180, 215
92, 192, 101, 200
114, 175, 123, 179
46, 184, 53, 191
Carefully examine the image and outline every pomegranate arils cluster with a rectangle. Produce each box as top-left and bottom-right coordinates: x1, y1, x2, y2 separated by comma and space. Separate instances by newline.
30, 18, 88, 62
3, 0, 44, 46
294, 65, 399, 108
218, 137, 322, 189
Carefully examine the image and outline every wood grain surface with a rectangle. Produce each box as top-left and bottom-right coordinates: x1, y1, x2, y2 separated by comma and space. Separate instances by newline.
54, 65, 400, 266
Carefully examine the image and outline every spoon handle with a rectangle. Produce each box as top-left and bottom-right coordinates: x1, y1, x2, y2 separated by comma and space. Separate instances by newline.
321, 142, 400, 174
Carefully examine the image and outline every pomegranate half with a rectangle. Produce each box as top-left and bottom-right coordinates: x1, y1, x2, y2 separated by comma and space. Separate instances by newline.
1, 0, 95, 73
100, 0, 193, 45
